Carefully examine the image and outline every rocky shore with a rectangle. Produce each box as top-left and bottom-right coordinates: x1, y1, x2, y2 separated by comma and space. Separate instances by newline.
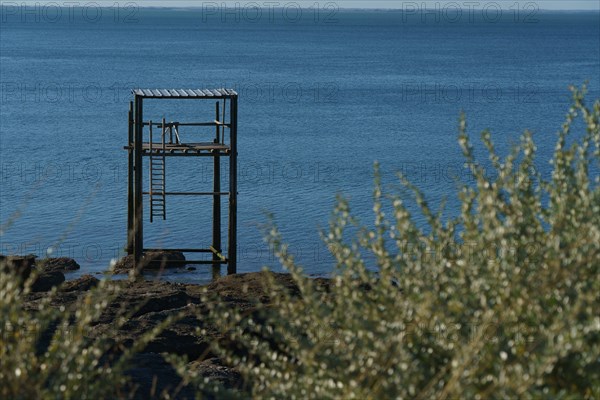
2, 254, 327, 399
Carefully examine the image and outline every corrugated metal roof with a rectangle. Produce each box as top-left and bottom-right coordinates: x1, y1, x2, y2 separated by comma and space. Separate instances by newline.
132, 88, 237, 98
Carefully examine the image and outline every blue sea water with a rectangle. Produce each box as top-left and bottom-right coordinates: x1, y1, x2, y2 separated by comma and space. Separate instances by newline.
1, 7, 599, 283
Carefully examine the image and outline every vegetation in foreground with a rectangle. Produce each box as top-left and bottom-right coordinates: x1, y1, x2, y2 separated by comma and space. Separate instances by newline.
1, 87, 599, 399
190, 86, 600, 399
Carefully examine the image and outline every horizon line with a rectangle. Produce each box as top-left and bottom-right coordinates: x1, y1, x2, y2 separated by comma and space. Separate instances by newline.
9, 5, 596, 12
4, 3, 600, 11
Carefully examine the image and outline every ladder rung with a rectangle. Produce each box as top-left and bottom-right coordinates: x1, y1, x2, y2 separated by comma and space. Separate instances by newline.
149, 152, 166, 223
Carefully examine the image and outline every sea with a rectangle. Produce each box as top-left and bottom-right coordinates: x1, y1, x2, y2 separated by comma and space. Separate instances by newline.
1, 6, 599, 283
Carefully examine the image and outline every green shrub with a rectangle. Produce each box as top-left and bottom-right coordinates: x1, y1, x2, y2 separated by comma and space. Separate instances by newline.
192, 86, 600, 399
0, 269, 167, 399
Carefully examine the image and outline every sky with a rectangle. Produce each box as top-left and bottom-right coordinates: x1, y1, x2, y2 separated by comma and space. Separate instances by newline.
10, 1, 600, 11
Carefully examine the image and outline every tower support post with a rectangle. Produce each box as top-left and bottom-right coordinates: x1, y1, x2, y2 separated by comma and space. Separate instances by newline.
133, 95, 144, 269
228, 95, 238, 275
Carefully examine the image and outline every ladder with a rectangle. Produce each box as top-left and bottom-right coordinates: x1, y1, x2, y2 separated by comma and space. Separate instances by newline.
149, 120, 166, 222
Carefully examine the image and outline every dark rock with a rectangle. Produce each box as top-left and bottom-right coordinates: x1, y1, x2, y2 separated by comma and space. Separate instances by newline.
133, 289, 191, 317
102, 304, 212, 361
113, 251, 186, 273
87, 280, 210, 360
186, 266, 196, 271
127, 353, 196, 400
188, 357, 242, 390
126, 354, 242, 400
36, 257, 80, 272
61, 274, 99, 292
17, 270, 330, 398
0, 254, 36, 281
145, 327, 211, 360
202, 271, 303, 306
88, 280, 197, 327
31, 270, 65, 292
